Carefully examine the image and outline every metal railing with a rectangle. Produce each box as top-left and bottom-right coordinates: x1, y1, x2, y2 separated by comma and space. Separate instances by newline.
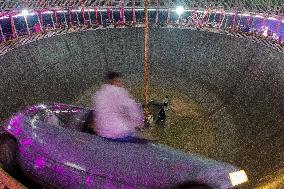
0, 21, 283, 57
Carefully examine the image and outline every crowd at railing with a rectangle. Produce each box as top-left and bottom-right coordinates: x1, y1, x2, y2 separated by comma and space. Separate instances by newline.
226, 25, 284, 51
0, 8, 283, 55
162, 17, 284, 52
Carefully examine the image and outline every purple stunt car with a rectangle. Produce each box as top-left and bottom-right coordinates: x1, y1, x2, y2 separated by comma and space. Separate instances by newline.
0, 103, 248, 189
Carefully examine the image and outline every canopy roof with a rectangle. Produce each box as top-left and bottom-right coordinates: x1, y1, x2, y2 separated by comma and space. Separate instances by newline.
0, 0, 283, 15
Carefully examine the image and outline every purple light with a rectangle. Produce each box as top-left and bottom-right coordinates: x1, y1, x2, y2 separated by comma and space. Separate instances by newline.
54, 104, 63, 108
8, 115, 23, 136
104, 179, 116, 189
35, 157, 46, 169
85, 175, 92, 186
19, 138, 33, 153
28, 106, 38, 113
9, 114, 22, 126
13, 126, 22, 136
54, 165, 65, 174
42, 11, 53, 14
22, 138, 33, 146
0, 15, 9, 20
19, 138, 33, 155
71, 109, 81, 113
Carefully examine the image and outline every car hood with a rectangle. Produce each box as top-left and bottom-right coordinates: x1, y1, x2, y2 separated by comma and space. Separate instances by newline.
4, 108, 239, 188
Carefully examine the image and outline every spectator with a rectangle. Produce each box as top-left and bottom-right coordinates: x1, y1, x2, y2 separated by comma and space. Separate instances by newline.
34, 23, 41, 33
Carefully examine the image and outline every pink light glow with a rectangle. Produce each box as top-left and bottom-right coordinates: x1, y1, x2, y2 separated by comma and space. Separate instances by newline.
85, 175, 98, 188
254, 15, 264, 18
42, 11, 53, 14
28, 106, 38, 113
240, 13, 250, 17
54, 165, 65, 174
19, 138, 33, 155
9, 115, 22, 126
268, 17, 278, 21
22, 138, 33, 146
0, 15, 9, 20
13, 12, 36, 18
0, 9, 283, 23
86, 175, 91, 186
70, 10, 81, 12
262, 27, 268, 37
8, 115, 23, 136
104, 179, 117, 189
35, 157, 46, 169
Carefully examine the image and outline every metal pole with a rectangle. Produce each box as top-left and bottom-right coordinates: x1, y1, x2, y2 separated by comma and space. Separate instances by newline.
38, 10, 43, 30
247, 14, 251, 30
206, 9, 210, 27
213, 9, 217, 24
87, 8, 91, 25
82, 7, 85, 24
155, 0, 158, 24
276, 16, 281, 33
250, 13, 254, 30
40, 10, 44, 28
95, 7, 99, 24
193, 9, 197, 26
238, 12, 242, 26
76, 11, 80, 26
132, 5, 136, 23
224, 12, 229, 28
50, 12, 55, 29
9, 14, 17, 38
262, 14, 266, 28
219, 10, 225, 30
107, 7, 111, 21
123, 1, 125, 23
119, 0, 123, 22
63, 10, 68, 27
233, 10, 237, 28
36, 13, 42, 32
99, 8, 103, 25
0, 20, 5, 42
111, 0, 114, 21
166, 6, 170, 24
68, 7, 73, 28
53, 10, 58, 28
24, 15, 30, 35
144, 0, 149, 110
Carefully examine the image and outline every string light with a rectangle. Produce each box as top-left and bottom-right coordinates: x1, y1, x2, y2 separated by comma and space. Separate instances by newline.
175, 6, 184, 16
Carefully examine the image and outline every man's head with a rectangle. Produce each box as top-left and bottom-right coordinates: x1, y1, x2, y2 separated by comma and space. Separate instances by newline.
105, 71, 123, 87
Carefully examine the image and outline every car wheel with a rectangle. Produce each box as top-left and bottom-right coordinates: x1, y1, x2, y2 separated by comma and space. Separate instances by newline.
0, 134, 17, 171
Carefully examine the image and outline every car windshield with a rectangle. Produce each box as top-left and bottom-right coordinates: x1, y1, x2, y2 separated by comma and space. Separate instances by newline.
28, 105, 92, 132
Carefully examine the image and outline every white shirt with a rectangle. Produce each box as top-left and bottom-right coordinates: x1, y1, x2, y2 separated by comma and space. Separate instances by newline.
92, 84, 144, 139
